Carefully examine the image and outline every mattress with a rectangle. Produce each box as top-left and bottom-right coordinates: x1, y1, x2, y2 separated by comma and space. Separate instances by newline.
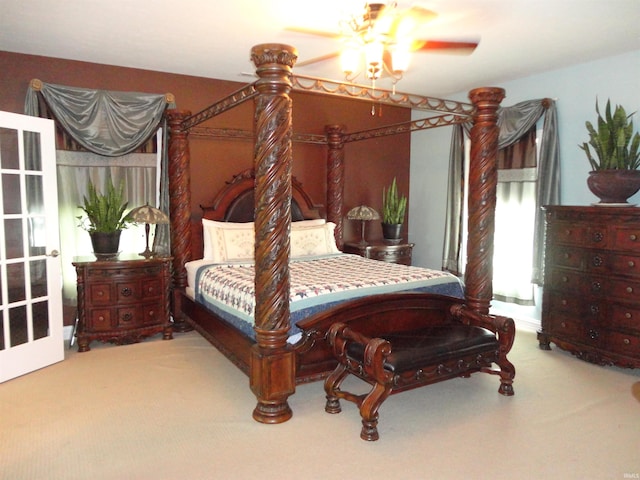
187, 253, 464, 340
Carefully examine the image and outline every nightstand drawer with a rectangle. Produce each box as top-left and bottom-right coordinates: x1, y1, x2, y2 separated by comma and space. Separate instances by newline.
343, 242, 414, 265
89, 283, 113, 304
115, 281, 141, 303
87, 309, 113, 331
141, 278, 162, 299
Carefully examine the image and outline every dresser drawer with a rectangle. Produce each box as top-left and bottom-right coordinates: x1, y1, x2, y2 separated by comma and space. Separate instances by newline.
613, 226, 640, 251
551, 247, 584, 269
610, 253, 640, 278
610, 303, 640, 330
548, 222, 586, 246
548, 268, 584, 292
606, 278, 640, 302
545, 291, 585, 314
546, 314, 583, 337
606, 331, 640, 356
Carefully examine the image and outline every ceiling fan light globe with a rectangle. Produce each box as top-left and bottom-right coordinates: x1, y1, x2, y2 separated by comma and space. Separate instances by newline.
391, 45, 412, 73
340, 46, 360, 75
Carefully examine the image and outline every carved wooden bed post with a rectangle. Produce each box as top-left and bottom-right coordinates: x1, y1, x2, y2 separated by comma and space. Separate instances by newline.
166, 109, 194, 332
325, 124, 346, 249
465, 87, 505, 315
250, 43, 298, 424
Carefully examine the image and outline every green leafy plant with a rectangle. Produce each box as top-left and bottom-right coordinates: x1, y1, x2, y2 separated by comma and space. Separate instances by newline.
77, 179, 132, 233
382, 177, 407, 225
579, 98, 640, 170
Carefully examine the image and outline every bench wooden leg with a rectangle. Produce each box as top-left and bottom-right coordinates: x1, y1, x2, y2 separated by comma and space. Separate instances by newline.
324, 363, 349, 414
359, 382, 392, 441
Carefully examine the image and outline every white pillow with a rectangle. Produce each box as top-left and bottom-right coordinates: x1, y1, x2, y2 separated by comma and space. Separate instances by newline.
292, 218, 326, 229
202, 219, 253, 261
202, 218, 336, 261
290, 222, 340, 257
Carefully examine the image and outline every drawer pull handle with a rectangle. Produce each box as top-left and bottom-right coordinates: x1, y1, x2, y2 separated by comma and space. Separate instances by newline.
626, 286, 633, 294
561, 299, 567, 306
563, 252, 569, 259
562, 276, 568, 283
590, 305, 599, 315
629, 260, 636, 268
592, 255, 603, 267
148, 310, 155, 317
591, 281, 601, 291
121, 287, 132, 297
630, 234, 638, 241
98, 316, 104, 321
625, 312, 632, 319
588, 329, 599, 340
147, 287, 154, 293
592, 232, 604, 242
560, 322, 566, 328
623, 338, 630, 345
122, 313, 132, 321
97, 291, 104, 296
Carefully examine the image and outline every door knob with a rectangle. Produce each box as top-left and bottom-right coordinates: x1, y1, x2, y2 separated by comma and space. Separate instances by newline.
47, 250, 60, 257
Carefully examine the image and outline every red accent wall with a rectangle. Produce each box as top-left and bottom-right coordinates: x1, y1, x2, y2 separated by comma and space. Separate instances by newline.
0, 50, 410, 242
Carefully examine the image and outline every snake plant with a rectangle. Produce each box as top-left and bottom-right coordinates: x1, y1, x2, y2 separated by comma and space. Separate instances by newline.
579, 99, 640, 170
382, 177, 407, 225
77, 179, 132, 233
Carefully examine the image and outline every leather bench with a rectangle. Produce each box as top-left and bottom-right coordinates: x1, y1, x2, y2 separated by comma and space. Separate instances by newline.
324, 304, 516, 441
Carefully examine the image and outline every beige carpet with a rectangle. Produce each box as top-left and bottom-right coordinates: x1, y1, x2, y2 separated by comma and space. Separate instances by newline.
1, 328, 638, 480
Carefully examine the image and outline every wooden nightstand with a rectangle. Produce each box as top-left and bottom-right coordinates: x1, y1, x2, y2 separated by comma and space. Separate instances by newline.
343, 241, 414, 265
73, 254, 173, 352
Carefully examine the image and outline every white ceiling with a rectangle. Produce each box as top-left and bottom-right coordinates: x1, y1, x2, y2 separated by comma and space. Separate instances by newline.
1, 0, 639, 97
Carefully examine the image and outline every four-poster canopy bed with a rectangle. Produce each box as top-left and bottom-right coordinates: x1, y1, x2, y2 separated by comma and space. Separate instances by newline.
166, 43, 514, 424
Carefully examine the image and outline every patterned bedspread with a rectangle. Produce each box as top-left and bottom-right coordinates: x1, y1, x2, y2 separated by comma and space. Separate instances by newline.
194, 253, 464, 339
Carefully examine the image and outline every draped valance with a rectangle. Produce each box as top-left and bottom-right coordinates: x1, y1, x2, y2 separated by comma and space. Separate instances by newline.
24, 79, 175, 156
443, 98, 560, 284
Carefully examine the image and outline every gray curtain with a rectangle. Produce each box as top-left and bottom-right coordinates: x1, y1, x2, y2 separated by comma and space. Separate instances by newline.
443, 98, 560, 284
24, 81, 174, 254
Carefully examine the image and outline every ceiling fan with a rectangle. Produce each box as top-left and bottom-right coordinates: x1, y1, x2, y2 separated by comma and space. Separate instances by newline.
286, 2, 479, 85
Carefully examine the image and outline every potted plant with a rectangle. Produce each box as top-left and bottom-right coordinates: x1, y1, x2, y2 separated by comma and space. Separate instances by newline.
381, 177, 407, 243
580, 98, 640, 204
77, 179, 132, 258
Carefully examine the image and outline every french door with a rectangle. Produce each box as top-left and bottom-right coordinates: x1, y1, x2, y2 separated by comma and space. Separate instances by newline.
0, 110, 63, 383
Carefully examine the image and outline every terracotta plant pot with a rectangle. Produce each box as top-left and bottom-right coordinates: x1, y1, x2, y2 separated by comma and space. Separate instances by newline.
587, 170, 640, 205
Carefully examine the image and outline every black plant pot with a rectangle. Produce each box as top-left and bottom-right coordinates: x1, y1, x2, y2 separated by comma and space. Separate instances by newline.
90, 231, 122, 259
381, 222, 403, 244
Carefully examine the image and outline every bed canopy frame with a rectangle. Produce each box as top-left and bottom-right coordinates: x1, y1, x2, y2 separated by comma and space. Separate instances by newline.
166, 44, 505, 424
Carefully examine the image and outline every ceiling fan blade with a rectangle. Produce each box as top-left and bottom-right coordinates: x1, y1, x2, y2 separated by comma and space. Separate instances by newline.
296, 51, 340, 67
284, 26, 341, 39
385, 6, 438, 38
412, 39, 480, 55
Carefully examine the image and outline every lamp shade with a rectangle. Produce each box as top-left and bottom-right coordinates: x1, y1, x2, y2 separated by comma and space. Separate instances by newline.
129, 204, 169, 224
346, 205, 380, 221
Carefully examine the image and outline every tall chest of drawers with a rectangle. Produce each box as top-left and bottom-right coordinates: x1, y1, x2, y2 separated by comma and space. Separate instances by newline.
73, 255, 173, 352
538, 206, 640, 368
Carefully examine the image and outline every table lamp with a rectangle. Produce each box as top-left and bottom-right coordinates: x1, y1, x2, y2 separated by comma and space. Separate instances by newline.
128, 204, 170, 258
346, 205, 380, 245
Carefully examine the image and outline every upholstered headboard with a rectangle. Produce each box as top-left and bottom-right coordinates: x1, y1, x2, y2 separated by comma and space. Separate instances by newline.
190, 169, 324, 260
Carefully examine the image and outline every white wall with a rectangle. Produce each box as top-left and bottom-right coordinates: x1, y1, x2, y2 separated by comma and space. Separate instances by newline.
409, 49, 640, 270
